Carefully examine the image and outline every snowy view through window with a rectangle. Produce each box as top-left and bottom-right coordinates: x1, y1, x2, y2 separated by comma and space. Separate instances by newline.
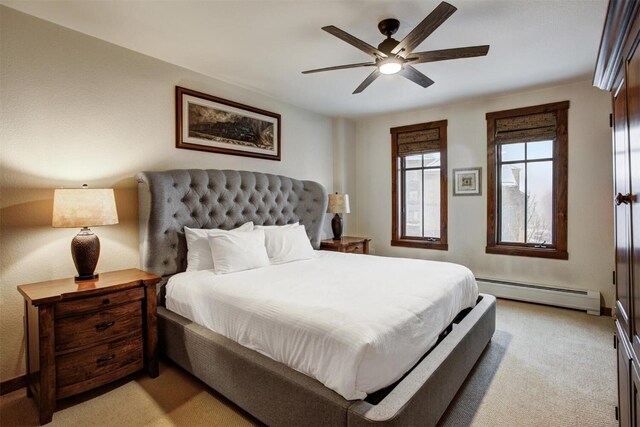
499, 140, 553, 244
403, 152, 441, 238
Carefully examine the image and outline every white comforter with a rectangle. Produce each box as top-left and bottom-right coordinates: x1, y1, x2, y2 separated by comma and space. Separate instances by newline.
166, 251, 478, 400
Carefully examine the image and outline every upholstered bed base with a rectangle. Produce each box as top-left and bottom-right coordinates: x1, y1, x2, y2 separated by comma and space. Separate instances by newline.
137, 169, 496, 426
158, 295, 495, 426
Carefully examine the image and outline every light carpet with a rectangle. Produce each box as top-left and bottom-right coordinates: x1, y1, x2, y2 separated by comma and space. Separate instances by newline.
0, 299, 616, 426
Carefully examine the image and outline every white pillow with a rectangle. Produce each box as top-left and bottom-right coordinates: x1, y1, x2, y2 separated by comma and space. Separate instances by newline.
184, 222, 253, 271
255, 222, 299, 230
208, 228, 270, 274
263, 224, 315, 265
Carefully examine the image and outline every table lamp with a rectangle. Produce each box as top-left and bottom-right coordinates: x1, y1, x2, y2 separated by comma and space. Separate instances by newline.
327, 193, 350, 240
52, 185, 119, 281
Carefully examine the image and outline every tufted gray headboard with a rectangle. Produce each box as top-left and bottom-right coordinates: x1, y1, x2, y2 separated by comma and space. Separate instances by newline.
136, 169, 327, 278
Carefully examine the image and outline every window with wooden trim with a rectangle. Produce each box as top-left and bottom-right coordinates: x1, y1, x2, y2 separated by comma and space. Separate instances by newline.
391, 120, 448, 250
486, 101, 569, 259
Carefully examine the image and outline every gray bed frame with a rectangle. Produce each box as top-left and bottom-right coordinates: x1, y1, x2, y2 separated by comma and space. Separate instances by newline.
136, 169, 496, 427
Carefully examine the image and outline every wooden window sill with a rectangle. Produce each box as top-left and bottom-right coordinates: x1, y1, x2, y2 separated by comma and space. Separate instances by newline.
391, 239, 448, 251
485, 245, 568, 260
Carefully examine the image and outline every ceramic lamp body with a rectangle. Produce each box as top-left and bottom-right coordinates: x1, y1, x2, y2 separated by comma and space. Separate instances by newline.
331, 214, 343, 240
71, 227, 100, 280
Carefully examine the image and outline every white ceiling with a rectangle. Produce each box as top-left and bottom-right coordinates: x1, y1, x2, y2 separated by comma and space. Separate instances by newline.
2, 0, 607, 119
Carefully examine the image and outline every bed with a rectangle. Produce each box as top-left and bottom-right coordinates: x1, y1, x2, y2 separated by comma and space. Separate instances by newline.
136, 169, 496, 427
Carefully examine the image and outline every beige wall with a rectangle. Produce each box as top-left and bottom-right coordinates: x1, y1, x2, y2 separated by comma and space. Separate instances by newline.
332, 118, 357, 235
0, 7, 333, 380
353, 80, 615, 306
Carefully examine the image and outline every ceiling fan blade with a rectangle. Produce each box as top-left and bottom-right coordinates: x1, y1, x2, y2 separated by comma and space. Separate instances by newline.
391, 2, 457, 56
408, 45, 490, 64
353, 69, 381, 94
322, 26, 387, 59
399, 65, 435, 88
302, 62, 377, 74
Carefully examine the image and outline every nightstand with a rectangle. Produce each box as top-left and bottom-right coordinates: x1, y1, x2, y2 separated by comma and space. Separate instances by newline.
18, 268, 160, 425
320, 236, 371, 254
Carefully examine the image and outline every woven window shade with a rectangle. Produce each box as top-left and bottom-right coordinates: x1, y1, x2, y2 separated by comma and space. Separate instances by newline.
397, 128, 440, 156
495, 112, 556, 144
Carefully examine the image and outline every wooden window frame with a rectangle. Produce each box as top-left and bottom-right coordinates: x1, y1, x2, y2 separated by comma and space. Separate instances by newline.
486, 101, 569, 260
391, 120, 448, 250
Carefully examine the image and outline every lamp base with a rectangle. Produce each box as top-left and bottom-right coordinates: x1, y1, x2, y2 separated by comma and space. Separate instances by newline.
71, 227, 101, 281
331, 213, 343, 240
75, 273, 99, 281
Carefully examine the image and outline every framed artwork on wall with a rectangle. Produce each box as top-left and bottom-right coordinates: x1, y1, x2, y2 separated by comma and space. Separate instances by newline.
453, 167, 482, 196
176, 86, 281, 161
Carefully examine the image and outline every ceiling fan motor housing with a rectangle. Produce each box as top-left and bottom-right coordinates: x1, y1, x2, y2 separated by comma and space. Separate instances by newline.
378, 37, 400, 55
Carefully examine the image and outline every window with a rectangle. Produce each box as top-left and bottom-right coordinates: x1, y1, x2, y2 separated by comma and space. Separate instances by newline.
486, 101, 569, 259
391, 120, 447, 250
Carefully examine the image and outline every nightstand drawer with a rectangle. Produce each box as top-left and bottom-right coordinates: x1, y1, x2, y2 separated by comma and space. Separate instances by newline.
56, 287, 144, 318
320, 237, 371, 254
56, 333, 144, 398
55, 301, 143, 352
344, 243, 364, 254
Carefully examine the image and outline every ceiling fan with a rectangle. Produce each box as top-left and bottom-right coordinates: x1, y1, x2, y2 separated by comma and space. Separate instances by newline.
302, 1, 489, 94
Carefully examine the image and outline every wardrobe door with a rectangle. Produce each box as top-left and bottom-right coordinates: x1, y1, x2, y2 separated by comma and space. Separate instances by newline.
619, 322, 633, 427
632, 363, 640, 427
613, 75, 633, 340
628, 27, 640, 361
633, 360, 640, 427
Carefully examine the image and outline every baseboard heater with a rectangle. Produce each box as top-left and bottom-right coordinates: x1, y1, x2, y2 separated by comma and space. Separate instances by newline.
475, 278, 601, 316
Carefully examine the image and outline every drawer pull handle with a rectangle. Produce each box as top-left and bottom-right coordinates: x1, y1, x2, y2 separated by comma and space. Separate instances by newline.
95, 320, 115, 331
96, 354, 115, 363
102, 298, 110, 305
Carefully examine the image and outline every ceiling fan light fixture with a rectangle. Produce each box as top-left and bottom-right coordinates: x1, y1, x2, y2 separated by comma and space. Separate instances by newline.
378, 59, 403, 75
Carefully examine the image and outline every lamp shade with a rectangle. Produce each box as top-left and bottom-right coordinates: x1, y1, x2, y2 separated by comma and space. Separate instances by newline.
52, 188, 119, 228
327, 193, 350, 214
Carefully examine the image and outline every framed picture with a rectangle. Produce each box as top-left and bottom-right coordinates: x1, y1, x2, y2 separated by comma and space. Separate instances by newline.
453, 167, 482, 196
176, 86, 281, 161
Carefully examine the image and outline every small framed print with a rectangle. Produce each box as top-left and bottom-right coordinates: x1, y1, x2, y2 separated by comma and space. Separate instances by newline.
453, 167, 482, 196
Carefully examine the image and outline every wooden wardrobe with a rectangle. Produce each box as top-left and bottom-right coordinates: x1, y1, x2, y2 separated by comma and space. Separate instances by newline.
594, 1, 640, 425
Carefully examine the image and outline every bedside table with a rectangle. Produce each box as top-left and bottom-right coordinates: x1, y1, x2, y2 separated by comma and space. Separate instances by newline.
18, 268, 161, 425
320, 236, 371, 254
